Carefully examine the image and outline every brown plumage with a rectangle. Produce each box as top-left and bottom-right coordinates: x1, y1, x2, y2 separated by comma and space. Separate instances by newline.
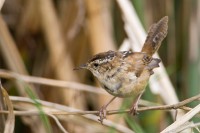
75, 16, 168, 123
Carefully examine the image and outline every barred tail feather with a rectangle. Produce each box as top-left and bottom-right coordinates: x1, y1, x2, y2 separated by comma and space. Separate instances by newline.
141, 16, 168, 56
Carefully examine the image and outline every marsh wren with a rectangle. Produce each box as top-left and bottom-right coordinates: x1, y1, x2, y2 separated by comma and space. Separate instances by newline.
75, 16, 168, 123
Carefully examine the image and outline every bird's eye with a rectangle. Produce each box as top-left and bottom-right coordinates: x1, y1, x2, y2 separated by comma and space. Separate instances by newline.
93, 63, 99, 67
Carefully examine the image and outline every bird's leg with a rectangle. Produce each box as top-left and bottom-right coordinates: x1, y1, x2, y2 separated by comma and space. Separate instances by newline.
98, 96, 116, 124
129, 92, 143, 115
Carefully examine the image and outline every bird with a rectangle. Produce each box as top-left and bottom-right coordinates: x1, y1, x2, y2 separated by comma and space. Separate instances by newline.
75, 16, 168, 123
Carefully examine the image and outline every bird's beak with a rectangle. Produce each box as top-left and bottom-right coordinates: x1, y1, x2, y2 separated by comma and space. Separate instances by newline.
73, 64, 87, 70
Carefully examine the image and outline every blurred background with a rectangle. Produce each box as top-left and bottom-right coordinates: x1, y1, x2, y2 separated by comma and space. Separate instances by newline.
0, 0, 200, 133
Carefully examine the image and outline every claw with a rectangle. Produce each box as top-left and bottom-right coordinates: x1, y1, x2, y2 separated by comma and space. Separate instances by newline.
97, 97, 116, 124
129, 104, 139, 115
98, 105, 107, 124
129, 92, 143, 116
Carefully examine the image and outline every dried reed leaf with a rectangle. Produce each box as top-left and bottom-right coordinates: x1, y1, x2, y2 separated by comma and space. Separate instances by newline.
0, 83, 15, 133
161, 103, 200, 133
48, 114, 69, 133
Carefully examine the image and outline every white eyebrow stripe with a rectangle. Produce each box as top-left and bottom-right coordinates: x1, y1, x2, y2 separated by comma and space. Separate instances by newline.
94, 56, 115, 65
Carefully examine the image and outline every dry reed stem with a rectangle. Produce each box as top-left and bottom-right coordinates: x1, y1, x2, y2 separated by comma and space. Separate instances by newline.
0, 0, 4, 11
9, 96, 135, 133
37, 0, 78, 81
85, 0, 116, 53
37, 5, 86, 132
0, 69, 106, 95
16, 0, 39, 36
0, 80, 6, 132
0, 15, 37, 96
0, 14, 47, 132
58, 0, 88, 74
0, 94, 200, 132
10, 93, 200, 115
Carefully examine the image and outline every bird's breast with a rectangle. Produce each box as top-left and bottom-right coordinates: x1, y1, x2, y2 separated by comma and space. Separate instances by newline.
99, 71, 150, 97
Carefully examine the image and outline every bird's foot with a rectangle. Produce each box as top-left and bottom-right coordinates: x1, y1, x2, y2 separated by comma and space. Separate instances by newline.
98, 105, 107, 124
129, 104, 139, 116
